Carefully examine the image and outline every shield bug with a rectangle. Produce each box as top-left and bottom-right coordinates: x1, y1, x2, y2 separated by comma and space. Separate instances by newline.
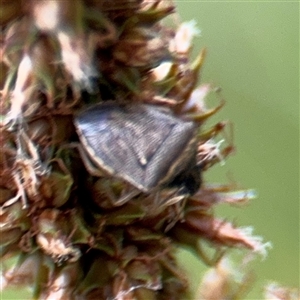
74, 101, 201, 194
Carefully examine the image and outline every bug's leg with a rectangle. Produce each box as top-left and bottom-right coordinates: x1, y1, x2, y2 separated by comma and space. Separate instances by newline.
69, 143, 104, 177
91, 177, 140, 208
66, 143, 140, 207
160, 164, 202, 231
162, 190, 186, 208
115, 183, 140, 206
153, 187, 188, 232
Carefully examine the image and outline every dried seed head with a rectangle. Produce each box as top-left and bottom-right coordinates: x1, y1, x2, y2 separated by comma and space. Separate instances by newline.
0, 1, 273, 299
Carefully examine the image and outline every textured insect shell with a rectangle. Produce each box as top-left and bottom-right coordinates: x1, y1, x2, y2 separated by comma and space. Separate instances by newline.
75, 102, 198, 193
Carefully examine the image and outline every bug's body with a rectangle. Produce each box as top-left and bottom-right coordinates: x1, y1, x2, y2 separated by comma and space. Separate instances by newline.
75, 102, 201, 194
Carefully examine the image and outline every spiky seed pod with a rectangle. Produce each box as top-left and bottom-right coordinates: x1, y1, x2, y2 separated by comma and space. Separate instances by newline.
0, 1, 269, 299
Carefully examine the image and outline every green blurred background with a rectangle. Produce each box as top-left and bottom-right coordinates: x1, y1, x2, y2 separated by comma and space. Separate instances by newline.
2, 1, 299, 299
175, 1, 299, 299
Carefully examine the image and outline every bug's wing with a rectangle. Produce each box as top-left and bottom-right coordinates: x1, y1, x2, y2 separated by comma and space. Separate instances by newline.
75, 103, 197, 192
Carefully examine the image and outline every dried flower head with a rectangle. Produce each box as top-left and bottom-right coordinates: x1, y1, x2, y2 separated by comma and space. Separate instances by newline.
0, 1, 272, 299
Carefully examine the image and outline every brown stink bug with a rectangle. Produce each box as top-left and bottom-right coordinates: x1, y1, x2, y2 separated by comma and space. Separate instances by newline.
74, 101, 201, 195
